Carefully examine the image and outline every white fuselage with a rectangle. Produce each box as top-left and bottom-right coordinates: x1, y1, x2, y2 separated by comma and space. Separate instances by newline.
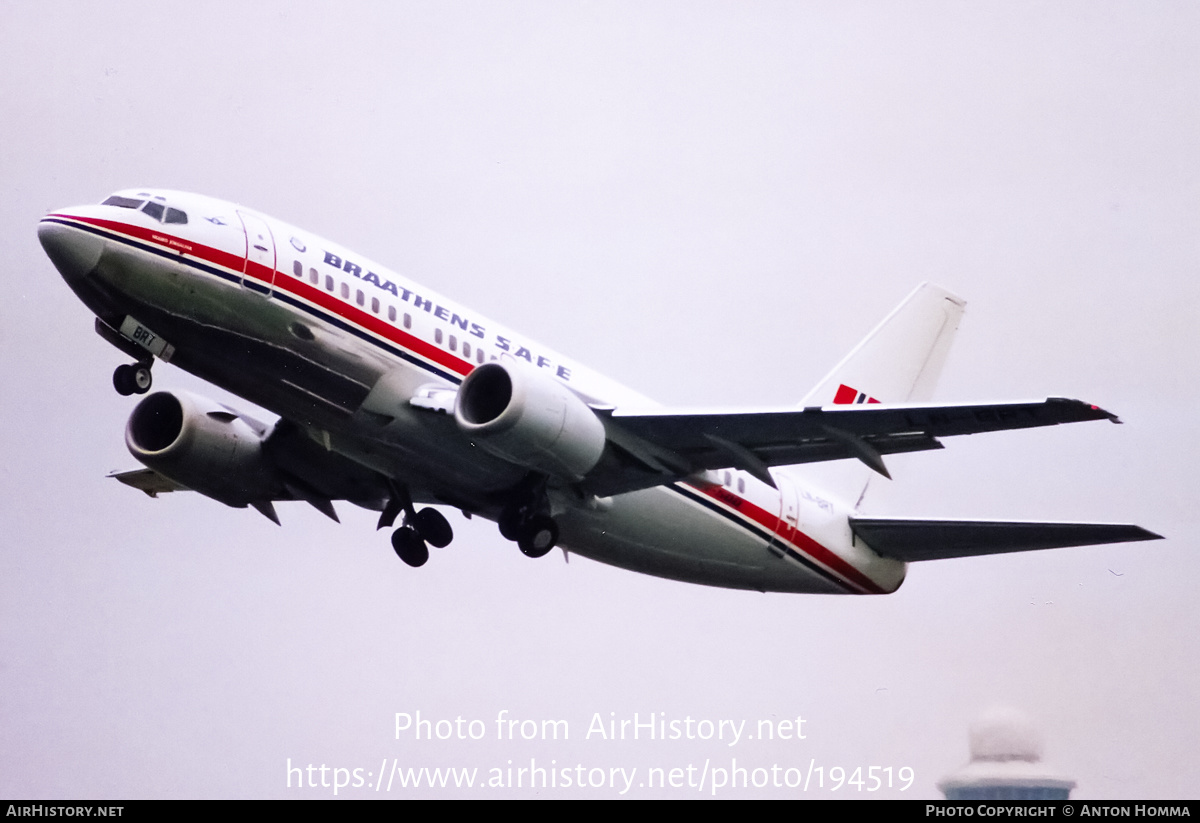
39, 189, 906, 594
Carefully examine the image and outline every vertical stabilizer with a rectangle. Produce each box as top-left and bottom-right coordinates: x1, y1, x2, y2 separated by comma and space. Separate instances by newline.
790, 283, 965, 507
800, 283, 965, 407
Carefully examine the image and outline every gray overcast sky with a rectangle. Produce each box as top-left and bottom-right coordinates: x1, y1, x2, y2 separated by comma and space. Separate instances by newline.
2, 1, 1197, 799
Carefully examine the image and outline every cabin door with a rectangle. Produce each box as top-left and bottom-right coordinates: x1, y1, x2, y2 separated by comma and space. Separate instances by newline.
768, 472, 801, 558
237, 210, 276, 296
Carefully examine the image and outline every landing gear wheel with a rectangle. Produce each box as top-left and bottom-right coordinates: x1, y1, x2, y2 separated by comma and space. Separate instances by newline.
113, 364, 135, 396
391, 526, 429, 567
413, 507, 453, 548
113, 363, 152, 396
498, 506, 524, 541
131, 366, 152, 394
518, 515, 558, 558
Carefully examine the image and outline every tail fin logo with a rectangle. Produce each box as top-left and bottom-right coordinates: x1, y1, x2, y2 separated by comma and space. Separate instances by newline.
833, 384, 881, 405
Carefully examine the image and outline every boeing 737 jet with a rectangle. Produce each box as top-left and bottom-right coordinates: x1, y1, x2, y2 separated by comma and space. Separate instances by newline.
37, 190, 1160, 594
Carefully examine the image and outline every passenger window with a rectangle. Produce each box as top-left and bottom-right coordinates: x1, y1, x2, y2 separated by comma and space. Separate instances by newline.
356, 289, 365, 306
371, 297, 380, 314
449, 335, 457, 352
388, 306, 396, 322
737, 478, 745, 494
478, 349, 486, 364
435, 328, 443, 345
325, 275, 334, 291
403, 313, 412, 330
724, 471, 732, 487
462, 342, 471, 358
340, 282, 349, 299
293, 260, 303, 277
309, 268, 319, 285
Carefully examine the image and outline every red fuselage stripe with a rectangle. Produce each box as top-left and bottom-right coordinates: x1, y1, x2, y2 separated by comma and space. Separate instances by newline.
58, 214, 475, 378
685, 482, 886, 594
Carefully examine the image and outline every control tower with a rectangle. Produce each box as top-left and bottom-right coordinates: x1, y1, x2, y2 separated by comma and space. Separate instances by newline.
938, 707, 1076, 800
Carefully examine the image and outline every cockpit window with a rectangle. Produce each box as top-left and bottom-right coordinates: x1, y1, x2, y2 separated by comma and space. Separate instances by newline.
102, 195, 144, 209
102, 193, 188, 224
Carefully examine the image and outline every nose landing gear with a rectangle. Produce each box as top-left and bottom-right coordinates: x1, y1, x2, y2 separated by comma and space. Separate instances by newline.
113, 362, 153, 396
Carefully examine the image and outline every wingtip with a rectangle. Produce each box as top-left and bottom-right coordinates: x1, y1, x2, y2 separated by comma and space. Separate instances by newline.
1112, 525, 1164, 543
1058, 397, 1121, 423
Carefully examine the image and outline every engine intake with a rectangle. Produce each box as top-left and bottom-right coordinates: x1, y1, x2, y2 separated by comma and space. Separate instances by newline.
454, 361, 606, 480
126, 391, 282, 508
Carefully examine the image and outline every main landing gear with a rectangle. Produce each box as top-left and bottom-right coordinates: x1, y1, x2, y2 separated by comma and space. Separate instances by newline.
388, 508, 453, 567
113, 362, 153, 396
379, 483, 454, 568
499, 504, 559, 559
380, 478, 561, 567
496, 474, 560, 559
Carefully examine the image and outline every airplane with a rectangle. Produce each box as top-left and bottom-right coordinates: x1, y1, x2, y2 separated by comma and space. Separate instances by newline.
37, 189, 1161, 595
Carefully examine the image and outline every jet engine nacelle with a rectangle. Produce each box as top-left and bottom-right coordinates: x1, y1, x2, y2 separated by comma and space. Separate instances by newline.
454, 361, 606, 480
125, 390, 281, 508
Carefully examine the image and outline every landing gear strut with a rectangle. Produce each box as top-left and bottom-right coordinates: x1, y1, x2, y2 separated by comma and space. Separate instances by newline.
113, 362, 152, 396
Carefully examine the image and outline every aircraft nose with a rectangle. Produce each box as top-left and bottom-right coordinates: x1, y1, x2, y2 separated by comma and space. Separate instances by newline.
38, 217, 105, 281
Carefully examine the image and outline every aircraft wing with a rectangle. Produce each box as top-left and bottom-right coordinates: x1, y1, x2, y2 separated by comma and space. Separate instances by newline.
108, 417, 392, 525
849, 517, 1162, 561
584, 397, 1117, 496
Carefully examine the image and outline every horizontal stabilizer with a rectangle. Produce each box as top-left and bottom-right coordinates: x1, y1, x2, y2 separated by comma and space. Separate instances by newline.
850, 517, 1162, 562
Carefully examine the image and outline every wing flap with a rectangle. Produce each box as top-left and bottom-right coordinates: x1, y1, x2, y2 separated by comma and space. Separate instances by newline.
612, 397, 1114, 446
849, 517, 1163, 562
